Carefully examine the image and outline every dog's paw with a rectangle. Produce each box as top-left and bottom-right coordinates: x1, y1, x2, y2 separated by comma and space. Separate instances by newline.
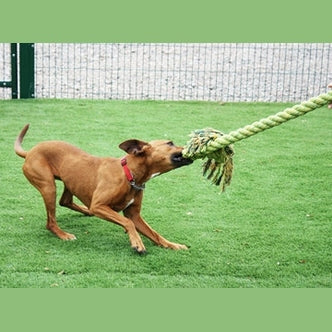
165, 242, 189, 250
49, 226, 77, 241
174, 244, 189, 250
129, 234, 146, 254
132, 246, 147, 255
61, 233, 77, 240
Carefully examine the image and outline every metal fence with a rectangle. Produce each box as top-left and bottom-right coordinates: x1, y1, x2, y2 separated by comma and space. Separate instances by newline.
0, 44, 14, 99
1, 43, 332, 102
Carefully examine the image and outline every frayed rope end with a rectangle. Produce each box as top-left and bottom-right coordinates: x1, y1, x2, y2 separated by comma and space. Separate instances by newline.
183, 128, 234, 191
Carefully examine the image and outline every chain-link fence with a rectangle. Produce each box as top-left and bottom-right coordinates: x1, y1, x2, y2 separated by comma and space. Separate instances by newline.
0, 44, 13, 99
1, 43, 332, 102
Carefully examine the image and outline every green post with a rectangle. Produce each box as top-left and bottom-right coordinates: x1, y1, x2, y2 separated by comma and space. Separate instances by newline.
11, 43, 18, 99
19, 43, 35, 98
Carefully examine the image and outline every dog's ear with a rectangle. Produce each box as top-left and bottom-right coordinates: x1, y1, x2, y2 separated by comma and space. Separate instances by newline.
119, 139, 150, 156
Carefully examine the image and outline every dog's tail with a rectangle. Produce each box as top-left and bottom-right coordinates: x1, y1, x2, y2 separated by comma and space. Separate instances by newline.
14, 124, 30, 158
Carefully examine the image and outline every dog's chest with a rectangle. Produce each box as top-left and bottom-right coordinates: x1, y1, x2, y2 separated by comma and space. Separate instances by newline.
124, 198, 134, 209
111, 196, 136, 212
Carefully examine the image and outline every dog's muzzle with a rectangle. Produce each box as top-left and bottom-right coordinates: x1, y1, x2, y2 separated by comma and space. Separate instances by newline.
171, 153, 193, 168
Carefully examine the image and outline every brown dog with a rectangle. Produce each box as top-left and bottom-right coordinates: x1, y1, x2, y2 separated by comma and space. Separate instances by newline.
14, 124, 192, 253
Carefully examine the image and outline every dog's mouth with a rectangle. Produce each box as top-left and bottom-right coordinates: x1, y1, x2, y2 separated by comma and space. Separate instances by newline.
171, 153, 193, 167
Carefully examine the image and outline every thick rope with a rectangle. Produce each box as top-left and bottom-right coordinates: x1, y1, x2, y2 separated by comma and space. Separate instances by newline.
183, 90, 332, 190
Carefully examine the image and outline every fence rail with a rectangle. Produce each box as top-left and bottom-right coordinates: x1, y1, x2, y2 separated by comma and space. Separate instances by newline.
1, 43, 332, 102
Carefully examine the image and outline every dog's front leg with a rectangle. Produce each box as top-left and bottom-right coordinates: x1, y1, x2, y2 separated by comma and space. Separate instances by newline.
124, 206, 188, 250
90, 204, 146, 253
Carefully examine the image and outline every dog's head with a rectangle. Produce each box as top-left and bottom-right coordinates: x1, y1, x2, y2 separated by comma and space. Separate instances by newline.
119, 139, 193, 176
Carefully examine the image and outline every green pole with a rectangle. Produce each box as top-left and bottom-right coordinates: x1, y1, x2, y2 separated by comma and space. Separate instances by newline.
11, 43, 18, 99
19, 43, 35, 98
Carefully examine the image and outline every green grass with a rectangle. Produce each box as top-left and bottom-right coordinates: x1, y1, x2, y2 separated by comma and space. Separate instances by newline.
0, 99, 331, 287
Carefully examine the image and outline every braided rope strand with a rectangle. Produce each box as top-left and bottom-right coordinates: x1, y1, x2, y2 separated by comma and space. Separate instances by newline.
182, 90, 332, 190
183, 91, 332, 159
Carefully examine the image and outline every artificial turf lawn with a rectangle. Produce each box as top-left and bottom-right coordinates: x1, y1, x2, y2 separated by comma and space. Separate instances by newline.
0, 99, 331, 287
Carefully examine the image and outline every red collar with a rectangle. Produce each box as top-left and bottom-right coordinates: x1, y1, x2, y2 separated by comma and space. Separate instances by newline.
121, 157, 145, 190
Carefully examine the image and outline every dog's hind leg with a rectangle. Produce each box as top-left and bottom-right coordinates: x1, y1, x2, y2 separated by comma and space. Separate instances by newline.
23, 163, 76, 240
59, 186, 93, 216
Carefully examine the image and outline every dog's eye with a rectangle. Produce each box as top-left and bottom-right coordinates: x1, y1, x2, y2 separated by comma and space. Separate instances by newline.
167, 141, 175, 147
